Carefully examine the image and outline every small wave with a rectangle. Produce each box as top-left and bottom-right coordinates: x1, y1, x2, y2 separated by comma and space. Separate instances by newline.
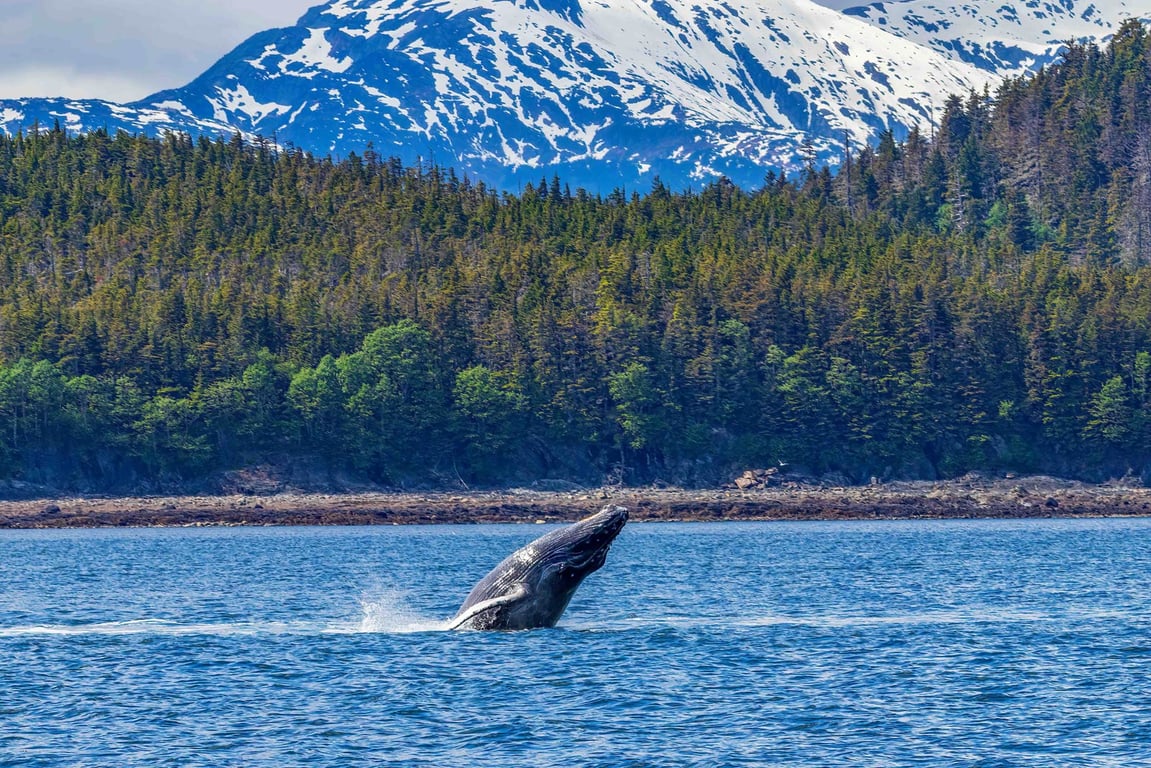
557, 608, 1072, 633
0, 619, 319, 637
737, 609, 1056, 628
0, 593, 453, 638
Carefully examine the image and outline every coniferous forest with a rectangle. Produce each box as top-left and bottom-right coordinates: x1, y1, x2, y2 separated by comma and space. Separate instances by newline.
4, 23, 1151, 491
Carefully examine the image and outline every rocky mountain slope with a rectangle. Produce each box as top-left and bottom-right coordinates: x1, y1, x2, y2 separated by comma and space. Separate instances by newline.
0, 0, 1143, 191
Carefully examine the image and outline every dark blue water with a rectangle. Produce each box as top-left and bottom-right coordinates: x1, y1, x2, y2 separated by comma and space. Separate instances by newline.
2, 518, 1150, 766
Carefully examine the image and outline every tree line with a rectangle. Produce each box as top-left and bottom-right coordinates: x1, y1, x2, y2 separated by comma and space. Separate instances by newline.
3, 22, 1151, 490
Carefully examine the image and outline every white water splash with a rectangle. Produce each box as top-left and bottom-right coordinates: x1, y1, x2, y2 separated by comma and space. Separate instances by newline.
353, 589, 449, 634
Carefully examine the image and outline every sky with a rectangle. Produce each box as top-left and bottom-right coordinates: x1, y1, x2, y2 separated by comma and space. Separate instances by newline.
0, 0, 317, 102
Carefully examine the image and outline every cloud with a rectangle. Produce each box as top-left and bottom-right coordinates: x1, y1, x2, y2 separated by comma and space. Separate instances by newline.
0, 0, 316, 101
0, 68, 156, 104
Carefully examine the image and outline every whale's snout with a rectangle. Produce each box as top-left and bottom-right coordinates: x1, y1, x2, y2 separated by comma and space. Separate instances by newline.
598, 505, 628, 531
556, 505, 628, 570
575, 504, 628, 545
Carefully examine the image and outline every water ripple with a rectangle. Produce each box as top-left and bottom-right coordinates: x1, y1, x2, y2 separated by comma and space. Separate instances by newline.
3, 519, 1151, 766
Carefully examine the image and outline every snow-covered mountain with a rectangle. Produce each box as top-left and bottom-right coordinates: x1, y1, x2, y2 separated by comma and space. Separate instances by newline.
0, 0, 1143, 191
838, 0, 1146, 75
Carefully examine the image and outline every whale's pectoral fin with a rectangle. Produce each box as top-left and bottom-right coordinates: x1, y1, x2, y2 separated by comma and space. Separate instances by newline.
447, 583, 529, 630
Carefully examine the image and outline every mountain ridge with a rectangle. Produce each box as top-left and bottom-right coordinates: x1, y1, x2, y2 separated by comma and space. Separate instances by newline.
0, 0, 1143, 191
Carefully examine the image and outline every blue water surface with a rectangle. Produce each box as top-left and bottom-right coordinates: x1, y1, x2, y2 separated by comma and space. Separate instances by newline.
2, 518, 1150, 766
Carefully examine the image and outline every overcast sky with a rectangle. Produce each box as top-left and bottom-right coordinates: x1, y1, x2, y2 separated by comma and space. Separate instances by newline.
0, 0, 317, 102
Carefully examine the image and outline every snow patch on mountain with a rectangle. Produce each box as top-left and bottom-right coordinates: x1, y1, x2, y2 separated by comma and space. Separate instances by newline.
0, 0, 1144, 191
249, 27, 356, 78
839, 0, 1148, 74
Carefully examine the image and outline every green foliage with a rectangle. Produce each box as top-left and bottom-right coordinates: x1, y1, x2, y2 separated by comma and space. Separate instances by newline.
134, 395, 212, 477
453, 365, 525, 478
1084, 375, 1131, 447
3, 26, 1151, 487
608, 362, 663, 451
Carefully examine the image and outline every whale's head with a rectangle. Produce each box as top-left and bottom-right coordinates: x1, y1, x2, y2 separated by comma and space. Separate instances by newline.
451, 505, 629, 630
534, 504, 629, 582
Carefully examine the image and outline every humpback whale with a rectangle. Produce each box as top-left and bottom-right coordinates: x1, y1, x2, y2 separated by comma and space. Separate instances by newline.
448, 505, 628, 630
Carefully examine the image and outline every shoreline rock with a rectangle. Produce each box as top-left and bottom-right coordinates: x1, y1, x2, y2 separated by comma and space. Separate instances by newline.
1, 475, 1150, 528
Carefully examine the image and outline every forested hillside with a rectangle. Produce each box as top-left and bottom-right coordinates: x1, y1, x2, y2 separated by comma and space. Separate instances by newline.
3, 22, 1151, 491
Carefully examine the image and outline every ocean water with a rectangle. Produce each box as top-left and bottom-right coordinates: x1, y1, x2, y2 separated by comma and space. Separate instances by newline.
2, 518, 1150, 767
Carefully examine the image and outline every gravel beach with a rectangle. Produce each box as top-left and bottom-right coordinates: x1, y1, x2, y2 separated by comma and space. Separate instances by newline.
2, 474, 1149, 528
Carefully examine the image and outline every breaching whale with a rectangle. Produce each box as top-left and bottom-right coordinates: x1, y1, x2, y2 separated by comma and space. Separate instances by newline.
448, 505, 628, 630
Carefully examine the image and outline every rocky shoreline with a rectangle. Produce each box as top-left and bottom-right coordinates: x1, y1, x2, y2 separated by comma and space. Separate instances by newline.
2, 474, 1150, 529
